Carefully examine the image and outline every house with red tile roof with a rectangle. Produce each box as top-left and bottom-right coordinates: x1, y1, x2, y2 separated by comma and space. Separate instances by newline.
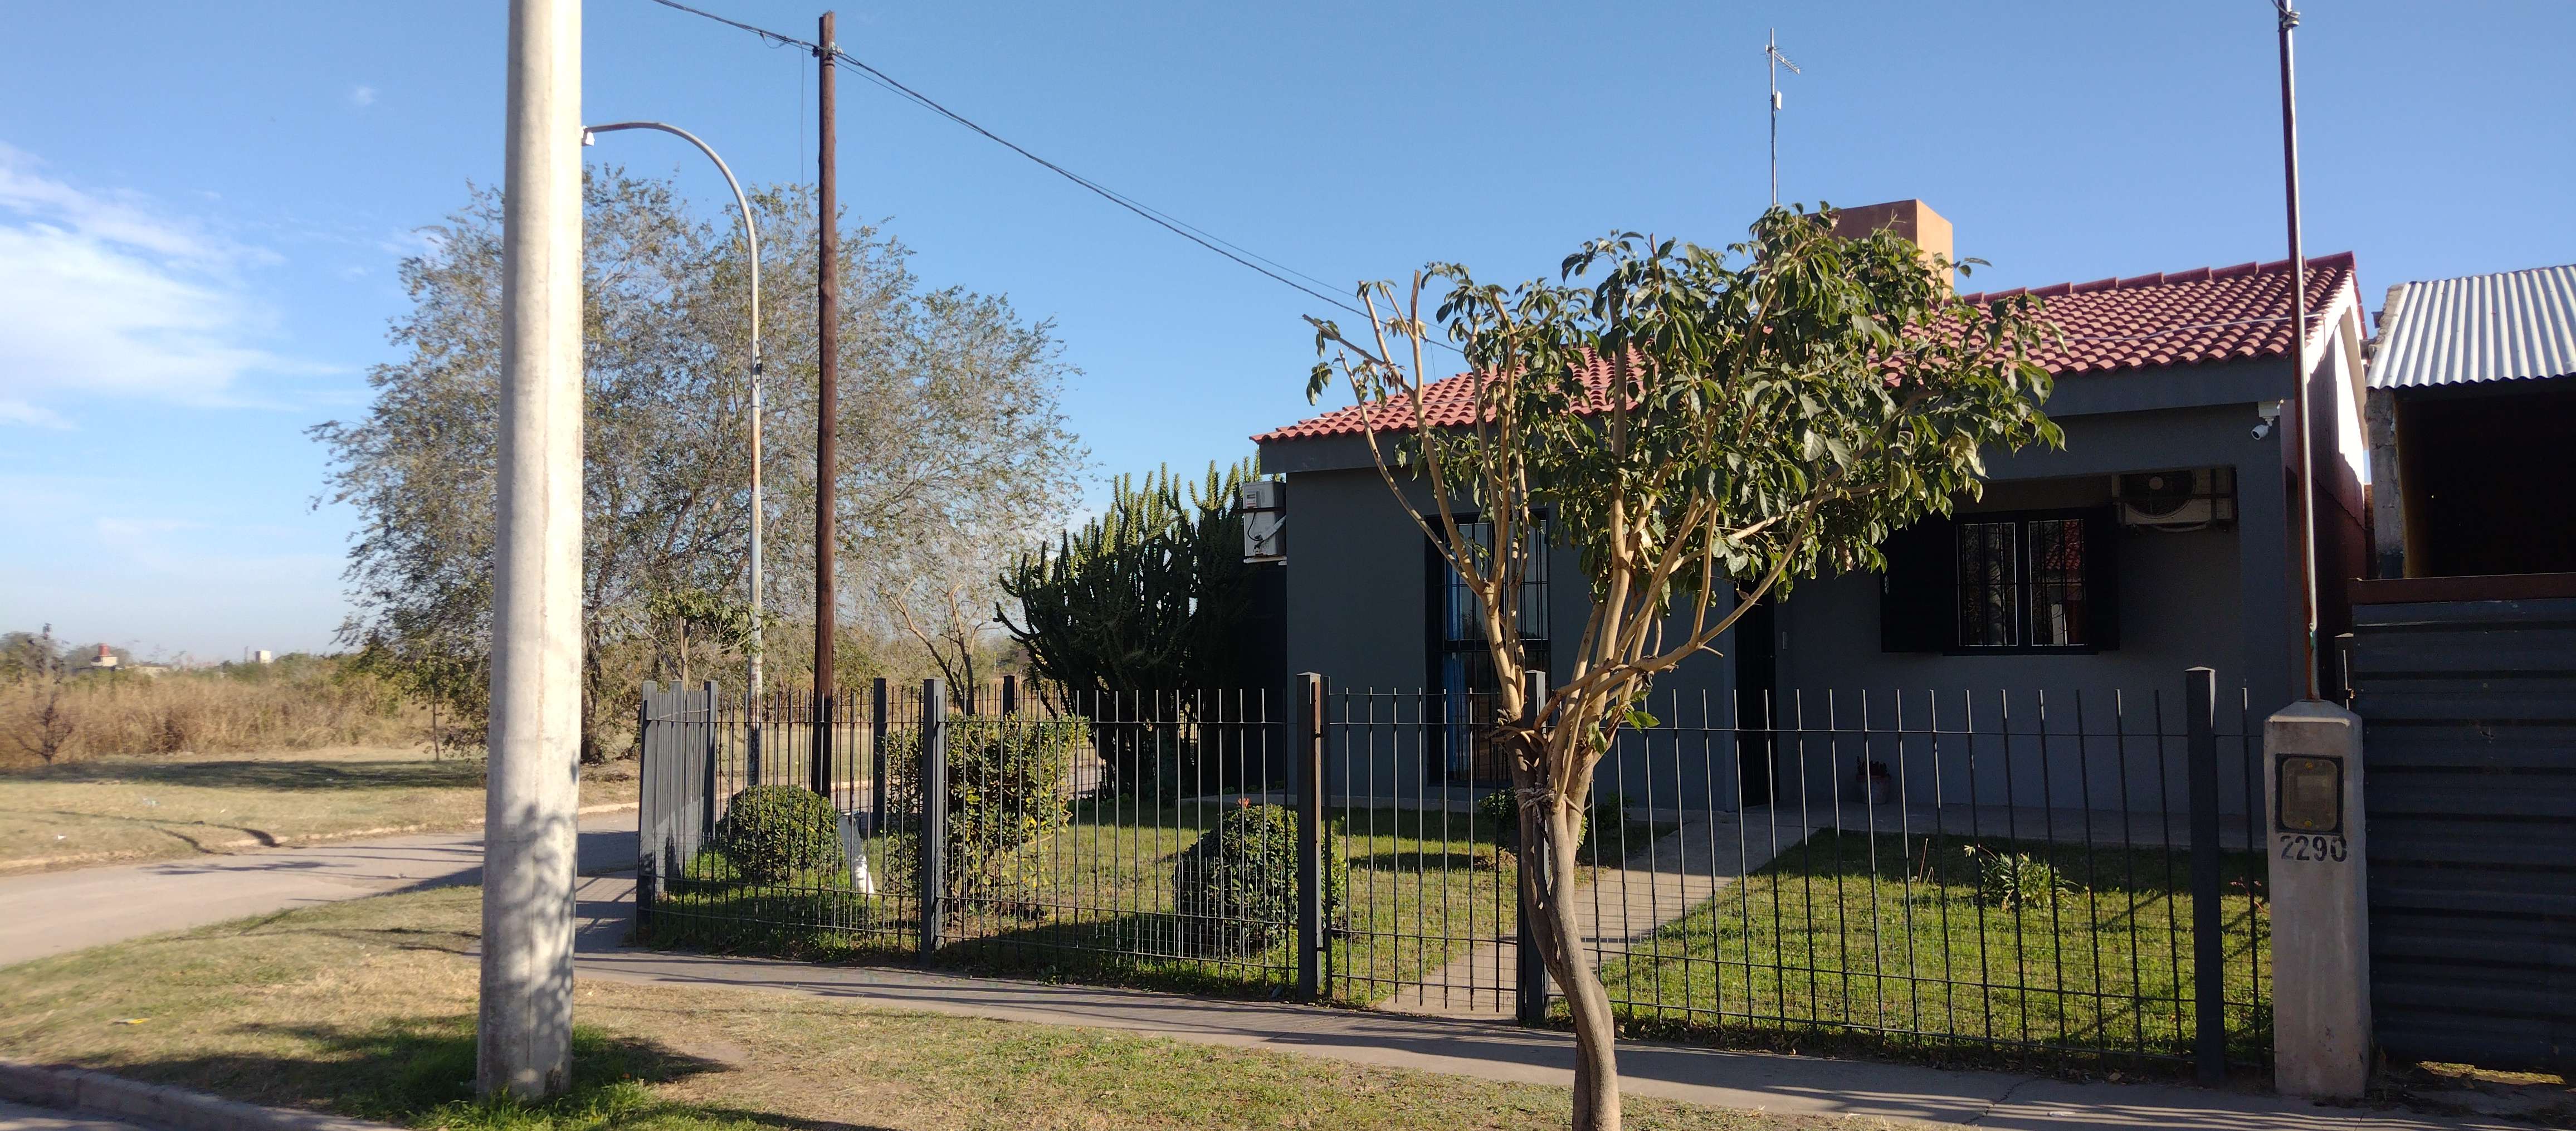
1250, 201, 2372, 813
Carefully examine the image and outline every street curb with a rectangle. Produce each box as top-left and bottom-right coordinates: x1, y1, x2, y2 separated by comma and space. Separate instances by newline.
0, 1059, 403, 1131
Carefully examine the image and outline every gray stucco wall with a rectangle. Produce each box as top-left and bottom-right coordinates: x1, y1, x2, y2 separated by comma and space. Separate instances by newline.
1277, 466, 1740, 807
1264, 359, 2314, 816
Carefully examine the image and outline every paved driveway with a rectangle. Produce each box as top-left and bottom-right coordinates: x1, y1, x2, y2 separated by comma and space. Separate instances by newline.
0, 812, 637, 967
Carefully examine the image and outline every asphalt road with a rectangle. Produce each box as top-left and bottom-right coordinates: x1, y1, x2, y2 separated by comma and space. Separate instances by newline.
0, 812, 637, 967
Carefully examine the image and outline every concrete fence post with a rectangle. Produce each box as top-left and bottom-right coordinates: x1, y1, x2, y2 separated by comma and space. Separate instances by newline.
2266, 699, 2371, 1098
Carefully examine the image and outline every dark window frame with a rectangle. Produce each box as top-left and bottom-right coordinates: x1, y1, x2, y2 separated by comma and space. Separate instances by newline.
1423, 511, 1552, 785
1944, 506, 2104, 656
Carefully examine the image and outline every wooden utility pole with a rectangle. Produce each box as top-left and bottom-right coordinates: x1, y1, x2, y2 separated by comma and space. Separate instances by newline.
482, 0, 580, 1099
812, 11, 840, 787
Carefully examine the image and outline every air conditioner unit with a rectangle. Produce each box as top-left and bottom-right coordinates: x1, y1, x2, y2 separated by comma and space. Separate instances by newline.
1241, 478, 1287, 563
2115, 467, 2236, 530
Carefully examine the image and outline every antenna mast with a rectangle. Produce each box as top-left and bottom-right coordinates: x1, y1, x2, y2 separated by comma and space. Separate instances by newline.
1766, 29, 1801, 207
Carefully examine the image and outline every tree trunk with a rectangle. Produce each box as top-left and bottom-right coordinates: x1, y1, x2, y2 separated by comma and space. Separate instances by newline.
1525, 798, 1621, 1130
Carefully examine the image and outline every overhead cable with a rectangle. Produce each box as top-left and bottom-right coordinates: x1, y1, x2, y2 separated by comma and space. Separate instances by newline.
643, 0, 1411, 339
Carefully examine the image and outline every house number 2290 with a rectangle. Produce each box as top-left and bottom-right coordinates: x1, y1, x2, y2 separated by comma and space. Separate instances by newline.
2279, 833, 2347, 862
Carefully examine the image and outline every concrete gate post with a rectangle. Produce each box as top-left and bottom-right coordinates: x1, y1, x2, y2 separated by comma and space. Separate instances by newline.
2264, 700, 2371, 1099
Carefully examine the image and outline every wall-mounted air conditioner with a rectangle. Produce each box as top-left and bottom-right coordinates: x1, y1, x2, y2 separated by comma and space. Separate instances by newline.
1241, 478, 1287, 562
2115, 467, 2236, 530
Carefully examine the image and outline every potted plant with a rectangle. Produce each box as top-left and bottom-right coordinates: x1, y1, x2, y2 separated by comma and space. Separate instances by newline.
1857, 760, 1894, 806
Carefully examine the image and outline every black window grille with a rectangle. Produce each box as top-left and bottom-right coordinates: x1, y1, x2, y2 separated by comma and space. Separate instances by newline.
1954, 513, 2092, 651
1432, 518, 1549, 783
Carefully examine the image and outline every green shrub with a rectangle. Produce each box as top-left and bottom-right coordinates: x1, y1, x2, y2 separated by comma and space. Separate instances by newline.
714, 784, 842, 883
882, 715, 1084, 901
1476, 787, 1627, 857
1173, 802, 1343, 957
1964, 844, 2072, 911
1476, 788, 1520, 845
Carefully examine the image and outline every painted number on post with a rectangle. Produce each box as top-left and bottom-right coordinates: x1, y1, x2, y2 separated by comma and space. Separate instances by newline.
2278, 833, 2348, 862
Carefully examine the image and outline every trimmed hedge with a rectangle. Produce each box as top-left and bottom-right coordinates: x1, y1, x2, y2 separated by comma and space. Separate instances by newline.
715, 783, 842, 883
1173, 802, 1342, 957
882, 715, 1085, 901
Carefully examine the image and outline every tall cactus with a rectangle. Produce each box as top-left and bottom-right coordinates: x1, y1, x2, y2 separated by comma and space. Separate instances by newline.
998, 461, 1256, 792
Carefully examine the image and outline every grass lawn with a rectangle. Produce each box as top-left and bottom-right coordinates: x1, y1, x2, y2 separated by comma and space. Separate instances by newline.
0, 747, 640, 871
1592, 831, 2270, 1067
640, 802, 1662, 1007
0, 886, 1928, 1131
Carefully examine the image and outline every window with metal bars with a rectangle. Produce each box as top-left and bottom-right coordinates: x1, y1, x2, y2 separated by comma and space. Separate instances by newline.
1430, 518, 1550, 783
1884, 506, 2118, 654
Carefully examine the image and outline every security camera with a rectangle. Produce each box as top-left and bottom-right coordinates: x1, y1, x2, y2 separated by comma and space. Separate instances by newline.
2252, 420, 2273, 440
2252, 401, 2282, 440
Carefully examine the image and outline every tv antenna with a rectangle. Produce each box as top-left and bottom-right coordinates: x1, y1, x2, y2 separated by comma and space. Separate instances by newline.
1766, 28, 1801, 207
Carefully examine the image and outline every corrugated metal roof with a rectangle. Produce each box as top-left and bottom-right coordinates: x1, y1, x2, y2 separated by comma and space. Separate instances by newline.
2370, 263, 2576, 389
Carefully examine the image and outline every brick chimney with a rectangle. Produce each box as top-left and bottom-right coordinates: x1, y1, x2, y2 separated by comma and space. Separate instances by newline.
1831, 199, 1954, 287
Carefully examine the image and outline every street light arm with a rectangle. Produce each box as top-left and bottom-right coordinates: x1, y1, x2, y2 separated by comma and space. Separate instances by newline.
582, 120, 760, 359
583, 119, 769, 709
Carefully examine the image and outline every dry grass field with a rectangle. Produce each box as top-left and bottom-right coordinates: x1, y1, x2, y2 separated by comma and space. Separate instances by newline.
0, 745, 637, 871
1, 665, 421, 766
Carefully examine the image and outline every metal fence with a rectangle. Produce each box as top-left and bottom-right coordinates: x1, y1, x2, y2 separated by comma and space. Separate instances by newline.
637, 669, 2269, 1072
1329, 672, 2272, 1074
637, 677, 1301, 993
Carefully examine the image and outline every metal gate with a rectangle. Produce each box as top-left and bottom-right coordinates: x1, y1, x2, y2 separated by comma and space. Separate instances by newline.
2351, 594, 2576, 1071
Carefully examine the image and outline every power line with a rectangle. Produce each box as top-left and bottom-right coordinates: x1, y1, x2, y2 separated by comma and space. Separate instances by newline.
642, 0, 1423, 345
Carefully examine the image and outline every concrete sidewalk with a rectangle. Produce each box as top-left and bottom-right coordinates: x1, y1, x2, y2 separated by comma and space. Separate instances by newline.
572, 875, 2518, 1131
1377, 811, 1798, 1017
3, 810, 637, 968
0, 1100, 146, 1131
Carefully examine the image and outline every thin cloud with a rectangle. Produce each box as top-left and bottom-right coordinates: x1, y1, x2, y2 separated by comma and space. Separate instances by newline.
349, 85, 378, 108
0, 399, 71, 429
0, 142, 332, 426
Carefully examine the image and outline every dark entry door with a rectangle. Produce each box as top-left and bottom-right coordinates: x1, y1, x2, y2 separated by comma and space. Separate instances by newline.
1733, 595, 1777, 808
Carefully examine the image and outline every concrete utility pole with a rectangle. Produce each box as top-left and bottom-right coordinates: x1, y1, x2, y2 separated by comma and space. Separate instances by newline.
813, 10, 840, 774
2263, 2, 2370, 1103
480, 0, 581, 1100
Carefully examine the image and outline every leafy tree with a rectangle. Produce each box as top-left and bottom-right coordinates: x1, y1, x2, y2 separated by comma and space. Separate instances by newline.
314, 170, 1082, 760
0, 627, 66, 683
3, 625, 73, 763
1305, 207, 2060, 1129
638, 586, 759, 689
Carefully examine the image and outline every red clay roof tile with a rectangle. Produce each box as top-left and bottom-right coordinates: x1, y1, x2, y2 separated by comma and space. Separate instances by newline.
1255, 253, 2355, 444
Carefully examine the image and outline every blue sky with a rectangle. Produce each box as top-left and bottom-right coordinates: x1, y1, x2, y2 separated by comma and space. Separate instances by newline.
2, 1, 2570, 660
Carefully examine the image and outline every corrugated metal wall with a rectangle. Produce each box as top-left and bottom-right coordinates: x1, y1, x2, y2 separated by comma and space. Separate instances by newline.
2350, 597, 2576, 1071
